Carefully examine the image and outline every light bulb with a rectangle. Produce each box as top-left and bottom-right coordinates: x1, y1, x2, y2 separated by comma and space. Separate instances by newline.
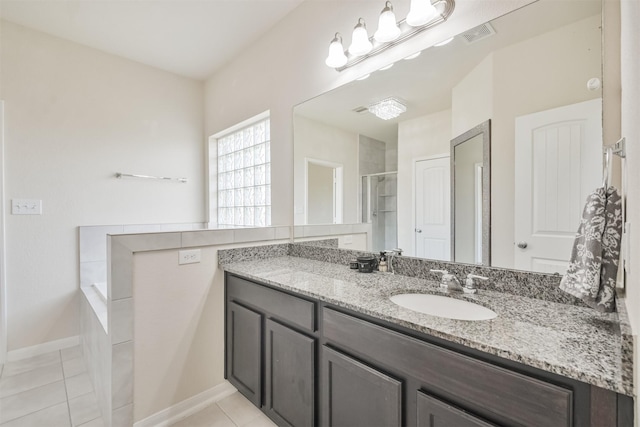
325, 33, 348, 68
348, 18, 373, 57
374, 1, 401, 43
406, 0, 437, 27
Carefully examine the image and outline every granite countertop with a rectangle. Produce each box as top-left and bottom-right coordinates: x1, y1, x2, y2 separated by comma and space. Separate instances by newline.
222, 255, 633, 396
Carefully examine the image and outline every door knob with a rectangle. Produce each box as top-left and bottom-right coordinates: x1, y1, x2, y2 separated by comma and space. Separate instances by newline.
415, 229, 422, 233
517, 241, 528, 249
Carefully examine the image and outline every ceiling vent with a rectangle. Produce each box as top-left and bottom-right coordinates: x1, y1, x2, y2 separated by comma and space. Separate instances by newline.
460, 22, 496, 44
352, 106, 369, 114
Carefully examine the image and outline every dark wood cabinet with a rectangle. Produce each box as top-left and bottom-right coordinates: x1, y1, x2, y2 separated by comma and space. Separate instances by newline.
321, 346, 402, 427
225, 301, 262, 406
225, 274, 317, 426
416, 391, 496, 427
225, 272, 632, 427
265, 319, 315, 427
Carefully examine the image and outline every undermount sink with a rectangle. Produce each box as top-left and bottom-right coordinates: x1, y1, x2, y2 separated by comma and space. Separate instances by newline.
390, 293, 497, 321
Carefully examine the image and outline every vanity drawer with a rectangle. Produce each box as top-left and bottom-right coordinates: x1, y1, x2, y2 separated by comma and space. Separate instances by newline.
323, 307, 572, 427
226, 274, 316, 332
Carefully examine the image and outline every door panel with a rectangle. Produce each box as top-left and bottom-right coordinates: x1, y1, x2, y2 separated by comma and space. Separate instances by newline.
417, 391, 496, 427
415, 157, 450, 260
265, 319, 315, 427
322, 346, 402, 427
226, 301, 262, 406
515, 98, 602, 273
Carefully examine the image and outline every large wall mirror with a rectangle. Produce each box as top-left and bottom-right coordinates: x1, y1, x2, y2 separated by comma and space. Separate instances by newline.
293, 0, 604, 274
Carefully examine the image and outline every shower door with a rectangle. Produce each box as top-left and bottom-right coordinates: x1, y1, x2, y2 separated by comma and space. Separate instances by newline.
362, 172, 398, 253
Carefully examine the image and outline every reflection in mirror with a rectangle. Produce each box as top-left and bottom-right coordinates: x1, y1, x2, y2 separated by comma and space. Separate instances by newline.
293, 0, 603, 273
451, 120, 490, 265
306, 159, 343, 224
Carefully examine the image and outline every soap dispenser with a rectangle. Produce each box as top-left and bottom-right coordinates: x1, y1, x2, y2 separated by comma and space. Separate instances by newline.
378, 252, 388, 272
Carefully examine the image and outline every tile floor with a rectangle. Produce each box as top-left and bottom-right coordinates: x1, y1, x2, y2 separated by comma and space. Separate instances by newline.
0, 347, 277, 427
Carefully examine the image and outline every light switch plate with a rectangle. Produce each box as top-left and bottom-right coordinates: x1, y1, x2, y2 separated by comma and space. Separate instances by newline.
12, 199, 42, 215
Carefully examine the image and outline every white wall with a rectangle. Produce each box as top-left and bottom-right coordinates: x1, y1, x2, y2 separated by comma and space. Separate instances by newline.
293, 115, 358, 225
0, 21, 204, 351
397, 110, 451, 256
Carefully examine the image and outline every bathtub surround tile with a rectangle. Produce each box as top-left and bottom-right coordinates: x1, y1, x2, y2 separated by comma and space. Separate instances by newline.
0, 351, 61, 377
111, 341, 133, 409
108, 238, 134, 301
122, 224, 163, 234
181, 229, 234, 248
63, 357, 88, 379
69, 391, 101, 426
109, 298, 133, 345
217, 392, 264, 426
112, 232, 182, 253
65, 372, 95, 400
111, 403, 133, 427
0, 362, 64, 398
79, 226, 124, 263
0, 380, 67, 424
274, 226, 291, 240
80, 261, 108, 288
0, 401, 71, 427
61, 346, 82, 362
233, 227, 275, 243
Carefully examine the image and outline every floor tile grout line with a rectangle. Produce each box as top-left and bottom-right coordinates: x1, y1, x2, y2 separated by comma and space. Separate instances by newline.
215, 402, 242, 427
61, 350, 74, 427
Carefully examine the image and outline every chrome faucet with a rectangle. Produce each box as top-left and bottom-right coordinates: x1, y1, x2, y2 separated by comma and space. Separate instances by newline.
384, 248, 403, 274
463, 274, 489, 294
430, 269, 464, 292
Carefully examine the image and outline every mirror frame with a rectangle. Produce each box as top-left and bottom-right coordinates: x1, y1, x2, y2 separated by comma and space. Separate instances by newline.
450, 120, 491, 265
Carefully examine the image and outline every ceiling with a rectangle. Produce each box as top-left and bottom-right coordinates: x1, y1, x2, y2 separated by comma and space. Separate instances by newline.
0, 0, 305, 80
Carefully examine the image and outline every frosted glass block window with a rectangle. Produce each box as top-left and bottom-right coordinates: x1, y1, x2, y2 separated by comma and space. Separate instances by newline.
216, 116, 271, 227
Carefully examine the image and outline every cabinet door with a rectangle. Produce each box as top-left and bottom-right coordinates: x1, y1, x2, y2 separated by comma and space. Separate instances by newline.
416, 391, 496, 427
322, 346, 402, 427
265, 319, 315, 427
226, 301, 262, 407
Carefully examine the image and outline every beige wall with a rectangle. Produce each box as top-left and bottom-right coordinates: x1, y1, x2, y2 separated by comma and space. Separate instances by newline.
307, 163, 335, 224
451, 54, 494, 138
0, 21, 204, 351
293, 116, 358, 225
133, 246, 223, 421
397, 110, 451, 255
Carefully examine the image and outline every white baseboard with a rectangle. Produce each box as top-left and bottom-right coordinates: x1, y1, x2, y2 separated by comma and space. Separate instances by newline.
133, 381, 237, 427
7, 335, 80, 362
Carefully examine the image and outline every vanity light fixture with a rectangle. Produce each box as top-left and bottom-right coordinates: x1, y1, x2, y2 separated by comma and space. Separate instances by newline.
349, 18, 373, 56
325, 33, 348, 68
406, 0, 438, 27
368, 97, 407, 120
325, 0, 455, 71
356, 73, 371, 80
404, 51, 422, 60
379, 63, 395, 70
374, 2, 401, 43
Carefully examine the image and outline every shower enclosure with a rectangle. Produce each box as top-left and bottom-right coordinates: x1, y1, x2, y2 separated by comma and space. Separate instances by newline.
362, 172, 398, 252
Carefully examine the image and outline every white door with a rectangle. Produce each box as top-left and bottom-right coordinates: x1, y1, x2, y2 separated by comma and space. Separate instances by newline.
514, 99, 602, 273
415, 157, 450, 260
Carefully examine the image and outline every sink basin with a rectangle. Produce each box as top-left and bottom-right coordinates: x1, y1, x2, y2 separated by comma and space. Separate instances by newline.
390, 293, 497, 321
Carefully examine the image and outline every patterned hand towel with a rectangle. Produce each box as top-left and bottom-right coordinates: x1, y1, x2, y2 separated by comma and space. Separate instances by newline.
559, 186, 623, 312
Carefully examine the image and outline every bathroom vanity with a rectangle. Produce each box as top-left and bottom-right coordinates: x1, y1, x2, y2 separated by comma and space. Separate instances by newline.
222, 250, 633, 427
